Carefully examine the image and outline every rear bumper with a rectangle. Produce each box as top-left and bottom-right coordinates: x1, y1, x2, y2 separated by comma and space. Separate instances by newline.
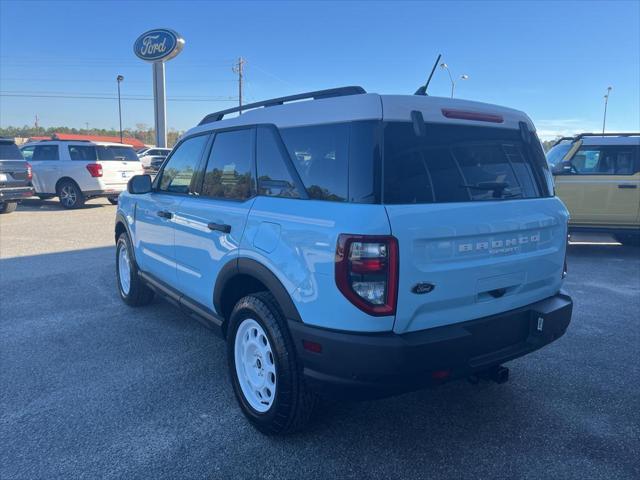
0, 186, 34, 202
288, 292, 573, 399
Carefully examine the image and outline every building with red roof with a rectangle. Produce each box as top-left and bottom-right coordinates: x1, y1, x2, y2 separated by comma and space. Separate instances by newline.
29, 133, 146, 149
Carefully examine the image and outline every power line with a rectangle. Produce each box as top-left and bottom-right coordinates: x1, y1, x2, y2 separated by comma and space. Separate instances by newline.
0, 92, 238, 102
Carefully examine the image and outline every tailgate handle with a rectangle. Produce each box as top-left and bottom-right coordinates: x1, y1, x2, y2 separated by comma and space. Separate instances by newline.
488, 288, 507, 298
208, 222, 231, 233
618, 184, 637, 189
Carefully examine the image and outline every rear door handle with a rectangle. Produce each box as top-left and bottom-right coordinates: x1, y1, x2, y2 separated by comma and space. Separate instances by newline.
157, 210, 173, 219
208, 222, 231, 233
618, 184, 637, 189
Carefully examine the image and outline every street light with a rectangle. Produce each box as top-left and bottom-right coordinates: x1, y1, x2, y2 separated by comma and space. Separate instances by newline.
602, 86, 612, 135
440, 63, 469, 98
116, 75, 124, 143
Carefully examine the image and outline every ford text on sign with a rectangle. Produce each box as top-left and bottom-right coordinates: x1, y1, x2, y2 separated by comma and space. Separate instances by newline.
133, 29, 184, 62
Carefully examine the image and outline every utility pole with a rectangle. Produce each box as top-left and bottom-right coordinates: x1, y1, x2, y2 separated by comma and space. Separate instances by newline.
232, 57, 245, 114
116, 75, 124, 143
34, 114, 39, 133
602, 86, 612, 135
85, 122, 89, 133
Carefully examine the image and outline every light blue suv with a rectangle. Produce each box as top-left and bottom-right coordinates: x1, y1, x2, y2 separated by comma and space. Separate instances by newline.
115, 87, 573, 434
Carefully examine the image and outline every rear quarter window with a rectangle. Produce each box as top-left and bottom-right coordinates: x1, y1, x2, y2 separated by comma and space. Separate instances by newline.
280, 123, 349, 202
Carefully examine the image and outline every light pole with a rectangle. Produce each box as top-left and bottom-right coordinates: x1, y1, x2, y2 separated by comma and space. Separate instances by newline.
116, 75, 124, 143
602, 86, 612, 135
440, 63, 469, 98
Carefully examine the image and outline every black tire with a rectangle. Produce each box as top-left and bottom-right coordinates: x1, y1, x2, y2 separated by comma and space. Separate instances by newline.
57, 180, 85, 209
615, 233, 640, 247
116, 232, 154, 306
227, 292, 318, 435
0, 201, 18, 214
107, 197, 119, 205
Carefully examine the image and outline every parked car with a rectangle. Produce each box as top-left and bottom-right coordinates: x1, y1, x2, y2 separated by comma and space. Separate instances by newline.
0, 138, 34, 214
547, 133, 640, 245
148, 156, 166, 173
115, 87, 573, 434
138, 147, 171, 169
20, 140, 144, 209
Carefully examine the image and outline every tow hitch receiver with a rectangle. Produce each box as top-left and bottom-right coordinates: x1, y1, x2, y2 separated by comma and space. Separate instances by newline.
468, 365, 510, 385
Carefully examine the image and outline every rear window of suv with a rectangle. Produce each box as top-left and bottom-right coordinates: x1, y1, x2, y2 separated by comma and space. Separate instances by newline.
383, 122, 548, 204
0, 141, 23, 160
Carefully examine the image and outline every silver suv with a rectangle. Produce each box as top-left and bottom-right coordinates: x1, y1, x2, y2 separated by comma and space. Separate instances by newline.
20, 140, 143, 208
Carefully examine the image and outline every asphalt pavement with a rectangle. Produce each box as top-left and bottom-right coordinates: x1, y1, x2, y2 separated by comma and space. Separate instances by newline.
1, 198, 639, 479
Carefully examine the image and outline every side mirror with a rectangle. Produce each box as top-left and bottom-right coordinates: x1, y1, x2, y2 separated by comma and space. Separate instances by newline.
553, 161, 573, 175
128, 174, 152, 194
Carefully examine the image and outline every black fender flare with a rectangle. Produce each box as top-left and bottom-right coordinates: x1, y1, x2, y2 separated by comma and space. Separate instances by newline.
115, 212, 138, 264
214, 257, 302, 323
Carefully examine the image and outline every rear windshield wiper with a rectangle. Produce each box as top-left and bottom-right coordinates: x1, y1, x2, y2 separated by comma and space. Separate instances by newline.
460, 182, 521, 199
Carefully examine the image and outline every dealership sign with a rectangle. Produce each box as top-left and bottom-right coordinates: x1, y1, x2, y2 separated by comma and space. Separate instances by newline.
133, 29, 185, 63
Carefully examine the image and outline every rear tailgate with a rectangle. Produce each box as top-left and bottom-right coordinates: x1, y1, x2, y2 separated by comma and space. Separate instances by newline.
0, 160, 30, 188
386, 199, 567, 333
380, 99, 567, 334
100, 160, 142, 186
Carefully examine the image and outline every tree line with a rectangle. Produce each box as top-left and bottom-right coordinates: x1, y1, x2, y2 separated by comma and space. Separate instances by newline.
0, 124, 184, 147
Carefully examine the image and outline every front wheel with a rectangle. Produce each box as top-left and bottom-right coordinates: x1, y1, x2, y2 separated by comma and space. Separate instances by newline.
0, 201, 18, 214
116, 233, 154, 306
227, 292, 318, 435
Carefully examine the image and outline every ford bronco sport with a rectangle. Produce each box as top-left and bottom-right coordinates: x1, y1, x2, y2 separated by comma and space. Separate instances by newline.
547, 133, 640, 245
114, 87, 573, 434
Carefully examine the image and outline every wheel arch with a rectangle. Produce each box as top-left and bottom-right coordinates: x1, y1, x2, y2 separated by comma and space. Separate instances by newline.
115, 213, 138, 264
55, 176, 81, 194
214, 258, 303, 335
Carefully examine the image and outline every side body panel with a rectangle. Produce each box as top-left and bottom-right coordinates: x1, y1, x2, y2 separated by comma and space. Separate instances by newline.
174, 196, 256, 309
554, 173, 640, 226
242, 197, 394, 332
132, 192, 182, 285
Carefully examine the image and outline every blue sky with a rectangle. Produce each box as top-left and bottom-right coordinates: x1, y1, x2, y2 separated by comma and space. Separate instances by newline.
0, 0, 638, 139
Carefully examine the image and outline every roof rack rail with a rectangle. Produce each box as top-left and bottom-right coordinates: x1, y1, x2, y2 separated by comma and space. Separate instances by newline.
553, 132, 640, 147
198, 86, 366, 125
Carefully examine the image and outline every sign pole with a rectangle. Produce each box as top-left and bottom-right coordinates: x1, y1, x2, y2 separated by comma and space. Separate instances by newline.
152, 62, 167, 148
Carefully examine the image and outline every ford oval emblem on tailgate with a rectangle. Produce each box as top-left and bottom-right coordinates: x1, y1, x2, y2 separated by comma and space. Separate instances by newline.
412, 282, 435, 294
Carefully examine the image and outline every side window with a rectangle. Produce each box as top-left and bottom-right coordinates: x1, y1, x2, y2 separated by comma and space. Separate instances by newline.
21, 146, 34, 160
201, 129, 254, 200
32, 145, 59, 161
280, 123, 349, 202
601, 146, 639, 175
68, 145, 97, 161
158, 135, 208, 194
256, 126, 301, 198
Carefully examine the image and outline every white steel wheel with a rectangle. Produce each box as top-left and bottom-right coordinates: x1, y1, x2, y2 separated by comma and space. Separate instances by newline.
234, 318, 277, 413
118, 244, 131, 295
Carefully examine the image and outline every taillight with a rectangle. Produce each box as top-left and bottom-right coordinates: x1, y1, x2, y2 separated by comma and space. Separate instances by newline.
335, 234, 398, 316
86, 163, 103, 177
25, 162, 32, 180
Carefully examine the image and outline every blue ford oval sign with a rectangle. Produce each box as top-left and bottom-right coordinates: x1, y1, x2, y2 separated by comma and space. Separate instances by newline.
134, 29, 185, 63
